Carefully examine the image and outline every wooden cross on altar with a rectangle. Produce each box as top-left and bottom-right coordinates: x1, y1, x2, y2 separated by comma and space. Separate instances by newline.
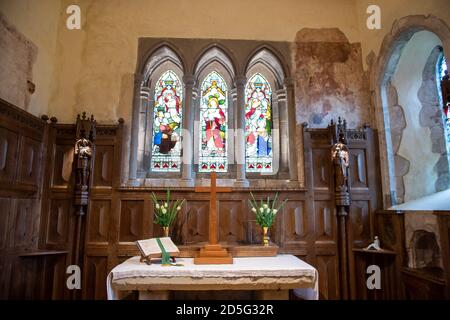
193, 171, 233, 264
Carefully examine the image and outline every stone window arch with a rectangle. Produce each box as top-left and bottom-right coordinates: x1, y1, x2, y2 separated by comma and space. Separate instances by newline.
372, 16, 450, 206
193, 47, 236, 179
244, 48, 290, 179
130, 45, 184, 181
129, 40, 296, 187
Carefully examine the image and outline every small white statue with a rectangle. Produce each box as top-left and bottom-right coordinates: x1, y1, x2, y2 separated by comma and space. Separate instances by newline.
365, 236, 381, 251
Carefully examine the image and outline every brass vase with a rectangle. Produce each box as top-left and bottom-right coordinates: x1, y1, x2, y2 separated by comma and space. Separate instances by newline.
263, 226, 269, 246
163, 226, 169, 237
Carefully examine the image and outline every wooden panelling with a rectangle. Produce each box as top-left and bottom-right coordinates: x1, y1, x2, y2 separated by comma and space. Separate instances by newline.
0, 198, 11, 250
316, 255, 339, 300
314, 201, 335, 242
87, 200, 111, 244
83, 256, 108, 300
283, 201, 307, 244
51, 143, 74, 188
119, 200, 145, 242
17, 136, 41, 186
93, 145, 114, 187
0, 127, 18, 184
46, 199, 71, 246
218, 201, 245, 243
349, 200, 371, 246
311, 148, 331, 190
13, 199, 36, 248
349, 149, 368, 190
185, 201, 209, 244
1, 98, 386, 300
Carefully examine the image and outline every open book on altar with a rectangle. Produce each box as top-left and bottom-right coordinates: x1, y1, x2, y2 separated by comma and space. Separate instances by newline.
135, 237, 180, 265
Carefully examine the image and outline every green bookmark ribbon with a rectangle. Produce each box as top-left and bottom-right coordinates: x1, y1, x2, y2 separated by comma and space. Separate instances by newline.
156, 238, 183, 267
156, 237, 171, 265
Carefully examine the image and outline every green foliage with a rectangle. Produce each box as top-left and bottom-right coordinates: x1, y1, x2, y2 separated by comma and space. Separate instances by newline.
151, 189, 185, 227
249, 192, 287, 228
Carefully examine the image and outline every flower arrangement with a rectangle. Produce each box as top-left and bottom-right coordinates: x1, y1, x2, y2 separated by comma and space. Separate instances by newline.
249, 192, 287, 228
151, 190, 185, 236
249, 192, 287, 246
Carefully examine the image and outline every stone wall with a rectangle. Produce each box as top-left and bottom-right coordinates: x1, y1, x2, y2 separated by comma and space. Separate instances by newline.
0, 12, 36, 109
0, 0, 61, 116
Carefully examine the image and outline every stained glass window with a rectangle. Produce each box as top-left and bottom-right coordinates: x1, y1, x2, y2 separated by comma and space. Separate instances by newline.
245, 73, 273, 172
151, 70, 183, 172
439, 56, 447, 80
199, 71, 228, 172
438, 56, 449, 145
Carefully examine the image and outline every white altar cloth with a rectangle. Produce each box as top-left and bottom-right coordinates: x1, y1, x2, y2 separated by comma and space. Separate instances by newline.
107, 254, 318, 300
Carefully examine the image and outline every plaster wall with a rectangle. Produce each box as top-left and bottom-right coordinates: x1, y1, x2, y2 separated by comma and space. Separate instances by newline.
1, 0, 450, 127
355, 0, 450, 69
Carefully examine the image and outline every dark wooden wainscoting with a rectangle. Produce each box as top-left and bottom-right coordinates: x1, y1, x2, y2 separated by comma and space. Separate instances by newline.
1, 99, 385, 300
0, 99, 68, 299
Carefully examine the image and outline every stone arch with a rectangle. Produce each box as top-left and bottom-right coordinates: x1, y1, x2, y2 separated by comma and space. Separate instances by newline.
371, 15, 450, 207
244, 46, 288, 89
130, 44, 186, 182
193, 45, 236, 81
137, 41, 185, 76
194, 60, 235, 178
244, 57, 284, 177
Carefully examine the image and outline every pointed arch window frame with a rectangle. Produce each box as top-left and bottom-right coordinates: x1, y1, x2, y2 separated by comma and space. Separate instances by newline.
244, 73, 274, 173
198, 71, 229, 173
150, 69, 184, 172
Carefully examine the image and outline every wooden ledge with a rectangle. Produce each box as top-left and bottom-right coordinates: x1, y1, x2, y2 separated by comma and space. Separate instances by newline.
352, 248, 397, 255
19, 250, 68, 257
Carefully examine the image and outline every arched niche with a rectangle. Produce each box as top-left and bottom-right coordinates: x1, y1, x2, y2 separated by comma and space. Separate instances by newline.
371, 15, 450, 207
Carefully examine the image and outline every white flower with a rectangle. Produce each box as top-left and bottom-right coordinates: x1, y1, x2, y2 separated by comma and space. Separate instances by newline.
164, 202, 168, 208
266, 208, 271, 213
259, 207, 264, 213
251, 207, 257, 213
176, 206, 181, 211
155, 203, 160, 209
273, 209, 278, 214
263, 204, 268, 209
162, 208, 167, 214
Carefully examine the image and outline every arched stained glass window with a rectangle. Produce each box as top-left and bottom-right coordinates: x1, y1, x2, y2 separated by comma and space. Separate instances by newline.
199, 71, 228, 172
151, 70, 183, 172
245, 73, 273, 172
439, 56, 447, 80
438, 56, 449, 145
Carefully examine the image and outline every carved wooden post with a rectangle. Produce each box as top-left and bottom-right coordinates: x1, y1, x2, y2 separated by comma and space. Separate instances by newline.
329, 117, 351, 299
72, 112, 96, 298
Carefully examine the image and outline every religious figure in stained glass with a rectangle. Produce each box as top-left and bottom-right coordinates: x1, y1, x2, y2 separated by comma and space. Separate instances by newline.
151, 70, 183, 172
199, 71, 228, 172
245, 73, 273, 172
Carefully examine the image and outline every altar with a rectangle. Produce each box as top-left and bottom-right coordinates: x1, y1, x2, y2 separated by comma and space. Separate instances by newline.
107, 255, 318, 300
